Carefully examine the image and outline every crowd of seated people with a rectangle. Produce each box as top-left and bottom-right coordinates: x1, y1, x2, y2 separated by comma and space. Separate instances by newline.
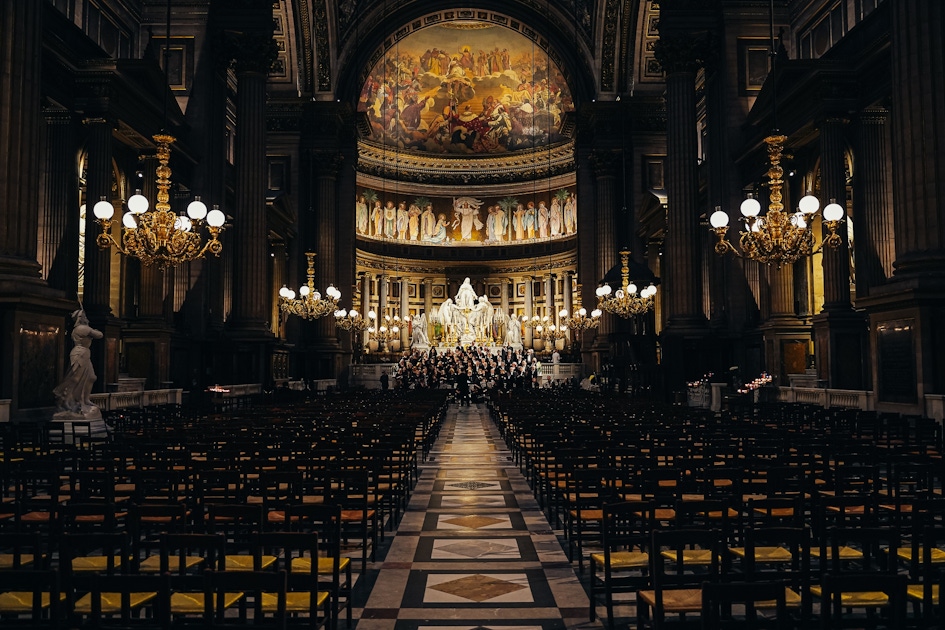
393, 345, 542, 395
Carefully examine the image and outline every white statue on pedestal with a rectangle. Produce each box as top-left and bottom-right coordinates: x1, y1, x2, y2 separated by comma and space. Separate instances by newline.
504, 311, 523, 349
411, 313, 430, 350
472, 295, 494, 342
455, 277, 477, 311
53, 309, 104, 419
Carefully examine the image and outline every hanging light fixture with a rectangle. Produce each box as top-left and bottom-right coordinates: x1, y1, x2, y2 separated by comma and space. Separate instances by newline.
279, 252, 341, 320
335, 305, 372, 362
708, 0, 843, 267
708, 135, 844, 267
93, 0, 225, 268
560, 284, 601, 333
595, 249, 657, 318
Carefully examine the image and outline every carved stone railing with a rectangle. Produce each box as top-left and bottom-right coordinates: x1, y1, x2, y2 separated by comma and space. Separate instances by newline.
86, 388, 183, 413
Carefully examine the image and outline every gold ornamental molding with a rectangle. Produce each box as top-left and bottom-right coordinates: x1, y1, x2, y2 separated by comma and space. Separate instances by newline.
357, 139, 576, 187
355, 251, 578, 276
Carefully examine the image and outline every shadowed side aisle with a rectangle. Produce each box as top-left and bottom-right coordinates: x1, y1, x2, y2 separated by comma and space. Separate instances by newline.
356, 403, 598, 630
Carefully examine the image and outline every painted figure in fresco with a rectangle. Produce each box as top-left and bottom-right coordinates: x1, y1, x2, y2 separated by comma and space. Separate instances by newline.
383, 200, 397, 238
564, 193, 576, 234
420, 204, 436, 241
513, 203, 526, 241
485, 206, 498, 242
408, 204, 421, 241
371, 200, 384, 236
429, 213, 449, 243
537, 201, 550, 238
452, 197, 484, 241
524, 202, 537, 239
494, 204, 508, 241
396, 201, 409, 239
356, 195, 369, 235
550, 196, 562, 236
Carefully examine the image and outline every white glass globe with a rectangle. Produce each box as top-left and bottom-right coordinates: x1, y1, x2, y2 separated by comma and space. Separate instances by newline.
127, 191, 149, 214
206, 208, 226, 227
299, 285, 310, 297
368, 310, 376, 320
798, 194, 820, 214
823, 202, 845, 222
615, 289, 625, 299
186, 197, 208, 220
647, 284, 657, 296
380, 325, 388, 333
335, 309, 346, 318
740, 197, 762, 218
177, 216, 193, 232
559, 308, 568, 318
279, 286, 291, 298
312, 291, 321, 301
710, 209, 730, 228
596, 284, 612, 297
349, 309, 358, 318
93, 199, 115, 220
578, 307, 587, 316
122, 212, 138, 229
285, 289, 296, 300
392, 326, 399, 333
627, 283, 638, 295
591, 309, 602, 318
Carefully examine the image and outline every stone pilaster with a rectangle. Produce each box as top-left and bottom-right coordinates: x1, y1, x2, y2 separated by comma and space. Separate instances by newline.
544, 274, 555, 318
378, 274, 389, 325
524, 276, 534, 348
819, 117, 852, 311
400, 277, 410, 349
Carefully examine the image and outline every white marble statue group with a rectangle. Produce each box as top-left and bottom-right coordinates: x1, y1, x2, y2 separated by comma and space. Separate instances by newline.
427, 278, 521, 348
53, 308, 104, 419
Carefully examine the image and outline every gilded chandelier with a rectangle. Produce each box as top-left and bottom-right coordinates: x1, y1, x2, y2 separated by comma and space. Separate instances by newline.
709, 134, 844, 267
595, 250, 657, 318
94, 134, 226, 268
559, 285, 601, 332
279, 252, 341, 320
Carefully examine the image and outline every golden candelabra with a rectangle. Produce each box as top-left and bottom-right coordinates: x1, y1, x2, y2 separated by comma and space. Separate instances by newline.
279, 252, 341, 320
596, 250, 657, 318
94, 134, 226, 268
710, 134, 844, 267
335, 306, 372, 362
560, 285, 602, 333
369, 314, 401, 351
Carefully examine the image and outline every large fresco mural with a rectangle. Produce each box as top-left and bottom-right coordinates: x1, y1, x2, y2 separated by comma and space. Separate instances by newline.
355, 188, 577, 246
358, 22, 575, 155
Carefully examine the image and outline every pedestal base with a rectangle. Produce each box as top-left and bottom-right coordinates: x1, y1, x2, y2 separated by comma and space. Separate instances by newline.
50, 408, 110, 444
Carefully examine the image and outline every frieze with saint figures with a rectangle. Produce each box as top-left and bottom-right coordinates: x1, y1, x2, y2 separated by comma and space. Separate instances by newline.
355, 188, 577, 246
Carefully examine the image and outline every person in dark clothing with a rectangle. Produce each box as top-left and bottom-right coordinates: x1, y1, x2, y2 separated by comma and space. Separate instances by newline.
455, 370, 470, 406
380, 372, 389, 390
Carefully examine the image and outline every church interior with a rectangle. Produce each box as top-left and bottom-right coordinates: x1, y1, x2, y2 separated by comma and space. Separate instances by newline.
2, 0, 945, 627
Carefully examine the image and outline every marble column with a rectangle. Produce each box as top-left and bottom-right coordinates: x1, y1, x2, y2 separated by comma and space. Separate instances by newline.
40, 108, 79, 296
768, 265, 795, 318
378, 274, 389, 326
544, 274, 555, 319
590, 151, 619, 342
563, 272, 574, 317
501, 278, 511, 316
524, 277, 534, 348
360, 272, 372, 350
136, 155, 165, 323
853, 108, 895, 299
0, 0, 44, 281
228, 38, 271, 335
423, 277, 433, 345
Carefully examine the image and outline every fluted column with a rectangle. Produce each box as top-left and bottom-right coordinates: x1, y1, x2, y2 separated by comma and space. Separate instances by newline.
360, 272, 372, 349
82, 116, 114, 320
400, 277, 410, 348
378, 274, 389, 324
501, 278, 511, 316
656, 35, 706, 329
524, 276, 534, 348
544, 274, 555, 318
229, 37, 272, 334
137, 155, 166, 322
590, 151, 619, 340
0, 0, 43, 280
40, 108, 79, 295
889, 1, 945, 277
768, 265, 795, 318
313, 154, 343, 346
820, 117, 852, 311
563, 272, 574, 316
423, 277, 433, 345
853, 109, 894, 299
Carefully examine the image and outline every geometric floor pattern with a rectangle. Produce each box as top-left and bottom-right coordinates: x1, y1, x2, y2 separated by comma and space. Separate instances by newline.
354, 403, 601, 630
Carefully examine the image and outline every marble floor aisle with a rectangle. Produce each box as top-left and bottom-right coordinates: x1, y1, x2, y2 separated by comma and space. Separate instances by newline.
354, 403, 600, 630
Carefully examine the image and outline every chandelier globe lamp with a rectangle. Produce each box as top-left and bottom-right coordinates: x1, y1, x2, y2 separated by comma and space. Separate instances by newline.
595, 250, 657, 318
279, 252, 341, 320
